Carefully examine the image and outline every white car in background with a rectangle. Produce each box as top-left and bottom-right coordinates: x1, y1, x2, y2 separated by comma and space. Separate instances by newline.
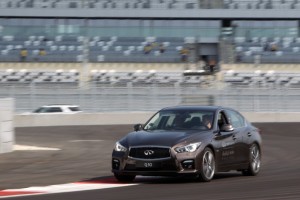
31, 104, 82, 114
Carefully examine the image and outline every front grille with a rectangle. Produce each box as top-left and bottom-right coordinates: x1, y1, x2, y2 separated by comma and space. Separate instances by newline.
129, 147, 171, 159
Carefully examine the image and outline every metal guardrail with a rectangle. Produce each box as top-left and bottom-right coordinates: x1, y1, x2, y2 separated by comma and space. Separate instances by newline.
0, 83, 300, 113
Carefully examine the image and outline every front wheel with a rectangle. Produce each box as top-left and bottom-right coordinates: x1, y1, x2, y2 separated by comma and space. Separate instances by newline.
114, 173, 136, 182
242, 143, 261, 176
198, 147, 215, 182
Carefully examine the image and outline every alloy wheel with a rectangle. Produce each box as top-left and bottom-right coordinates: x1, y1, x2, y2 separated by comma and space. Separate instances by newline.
250, 144, 261, 174
200, 148, 215, 181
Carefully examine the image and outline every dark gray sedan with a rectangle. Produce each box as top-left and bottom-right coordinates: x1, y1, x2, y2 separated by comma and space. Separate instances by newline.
112, 106, 262, 182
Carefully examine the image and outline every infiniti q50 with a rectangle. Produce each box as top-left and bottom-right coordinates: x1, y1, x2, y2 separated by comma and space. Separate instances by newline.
112, 106, 262, 182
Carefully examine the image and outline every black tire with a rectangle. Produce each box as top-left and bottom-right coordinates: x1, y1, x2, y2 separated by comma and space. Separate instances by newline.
242, 143, 261, 176
198, 147, 215, 182
114, 173, 136, 182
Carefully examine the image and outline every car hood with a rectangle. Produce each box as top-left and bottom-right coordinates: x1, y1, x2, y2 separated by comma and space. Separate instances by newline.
124, 129, 210, 147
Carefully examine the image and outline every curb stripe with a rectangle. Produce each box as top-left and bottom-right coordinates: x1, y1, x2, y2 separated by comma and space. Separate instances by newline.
0, 191, 44, 197
0, 178, 137, 198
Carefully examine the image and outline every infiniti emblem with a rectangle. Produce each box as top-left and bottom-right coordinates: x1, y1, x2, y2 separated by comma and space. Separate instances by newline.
144, 150, 154, 156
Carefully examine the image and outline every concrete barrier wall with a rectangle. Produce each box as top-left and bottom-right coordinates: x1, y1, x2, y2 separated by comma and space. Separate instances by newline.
0, 98, 14, 153
242, 112, 300, 123
14, 111, 300, 127
15, 112, 155, 127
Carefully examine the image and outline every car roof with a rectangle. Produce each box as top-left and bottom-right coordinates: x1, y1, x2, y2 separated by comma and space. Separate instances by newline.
41, 104, 79, 107
160, 105, 228, 112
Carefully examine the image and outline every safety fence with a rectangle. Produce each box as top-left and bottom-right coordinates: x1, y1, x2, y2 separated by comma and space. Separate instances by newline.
0, 83, 299, 113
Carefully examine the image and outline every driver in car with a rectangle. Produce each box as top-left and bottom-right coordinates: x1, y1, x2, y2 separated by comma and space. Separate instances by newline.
202, 115, 213, 129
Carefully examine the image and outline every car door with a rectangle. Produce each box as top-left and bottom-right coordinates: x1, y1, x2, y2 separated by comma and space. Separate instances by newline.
225, 109, 249, 164
213, 111, 236, 167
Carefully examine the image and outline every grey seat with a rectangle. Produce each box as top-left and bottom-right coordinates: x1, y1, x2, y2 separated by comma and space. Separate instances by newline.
189, 116, 202, 127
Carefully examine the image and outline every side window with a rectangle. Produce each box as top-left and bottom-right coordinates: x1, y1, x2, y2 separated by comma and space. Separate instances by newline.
226, 110, 245, 128
48, 107, 63, 113
69, 107, 80, 111
217, 111, 228, 129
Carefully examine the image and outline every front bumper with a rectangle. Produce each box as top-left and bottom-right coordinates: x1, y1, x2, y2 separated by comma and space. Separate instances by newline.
112, 151, 199, 176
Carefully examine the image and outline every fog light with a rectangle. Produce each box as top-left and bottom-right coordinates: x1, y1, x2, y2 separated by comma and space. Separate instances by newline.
112, 159, 120, 170
182, 160, 195, 169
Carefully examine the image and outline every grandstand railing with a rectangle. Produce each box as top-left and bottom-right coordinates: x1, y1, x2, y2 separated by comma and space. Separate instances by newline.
0, 25, 221, 38
1, 0, 300, 10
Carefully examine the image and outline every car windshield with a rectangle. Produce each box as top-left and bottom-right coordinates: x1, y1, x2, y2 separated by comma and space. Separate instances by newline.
143, 110, 214, 131
33, 107, 50, 113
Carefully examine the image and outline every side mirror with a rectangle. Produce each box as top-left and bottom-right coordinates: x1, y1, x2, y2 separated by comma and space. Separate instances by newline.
220, 124, 234, 132
134, 124, 142, 132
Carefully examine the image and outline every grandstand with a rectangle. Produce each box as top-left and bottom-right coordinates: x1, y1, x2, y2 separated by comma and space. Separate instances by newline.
0, 0, 300, 87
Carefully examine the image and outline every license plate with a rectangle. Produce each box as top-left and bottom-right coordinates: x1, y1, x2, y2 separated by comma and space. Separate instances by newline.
136, 161, 159, 168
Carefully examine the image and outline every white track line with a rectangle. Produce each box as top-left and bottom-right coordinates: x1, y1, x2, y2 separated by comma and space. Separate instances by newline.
13, 145, 61, 151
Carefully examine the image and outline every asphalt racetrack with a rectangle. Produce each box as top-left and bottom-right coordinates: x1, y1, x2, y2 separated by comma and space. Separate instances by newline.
0, 123, 299, 199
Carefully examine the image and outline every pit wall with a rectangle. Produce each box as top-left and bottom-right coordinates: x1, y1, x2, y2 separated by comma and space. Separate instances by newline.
0, 98, 14, 153
14, 112, 300, 128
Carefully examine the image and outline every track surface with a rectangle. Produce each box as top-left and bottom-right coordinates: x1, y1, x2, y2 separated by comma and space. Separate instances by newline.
0, 123, 299, 199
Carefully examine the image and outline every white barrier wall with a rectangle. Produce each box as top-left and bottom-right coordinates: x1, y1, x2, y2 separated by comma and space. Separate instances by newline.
14, 111, 300, 127
15, 112, 155, 127
0, 98, 14, 153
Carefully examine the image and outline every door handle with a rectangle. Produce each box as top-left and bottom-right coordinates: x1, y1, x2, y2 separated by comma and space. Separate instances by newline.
232, 134, 237, 140
247, 132, 252, 137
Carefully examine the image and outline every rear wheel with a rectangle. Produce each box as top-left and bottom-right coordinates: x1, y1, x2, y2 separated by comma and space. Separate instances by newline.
242, 143, 261, 176
114, 173, 136, 182
198, 147, 215, 182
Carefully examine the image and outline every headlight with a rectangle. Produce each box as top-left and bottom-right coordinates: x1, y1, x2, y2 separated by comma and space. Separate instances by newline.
175, 142, 201, 153
114, 142, 127, 152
